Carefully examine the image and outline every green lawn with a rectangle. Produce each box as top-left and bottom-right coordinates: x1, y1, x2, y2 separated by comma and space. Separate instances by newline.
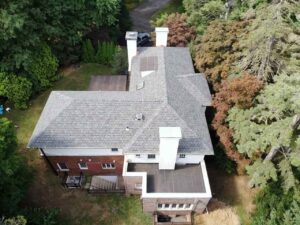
3, 63, 152, 225
6, 63, 112, 149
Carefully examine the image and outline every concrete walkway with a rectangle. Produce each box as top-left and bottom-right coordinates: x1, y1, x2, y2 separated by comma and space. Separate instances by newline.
130, 0, 171, 32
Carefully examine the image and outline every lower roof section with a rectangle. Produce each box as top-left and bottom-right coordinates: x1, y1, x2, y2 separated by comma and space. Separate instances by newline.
127, 163, 206, 193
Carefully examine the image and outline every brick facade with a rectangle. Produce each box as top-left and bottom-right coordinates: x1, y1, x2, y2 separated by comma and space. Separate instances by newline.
47, 155, 124, 176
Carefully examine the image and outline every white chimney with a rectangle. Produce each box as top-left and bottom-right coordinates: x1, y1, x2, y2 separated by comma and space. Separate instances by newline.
125, 31, 138, 72
159, 127, 182, 170
155, 27, 169, 47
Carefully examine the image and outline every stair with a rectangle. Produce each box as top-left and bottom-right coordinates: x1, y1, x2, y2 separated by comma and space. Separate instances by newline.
90, 176, 117, 191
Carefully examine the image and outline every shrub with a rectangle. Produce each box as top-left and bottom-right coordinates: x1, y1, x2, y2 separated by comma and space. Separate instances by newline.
82, 39, 96, 63
0, 72, 32, 109
164, 13, 195, 47
111, 46, 128, 74
28, 44, 59, 91
96, 41, 117, 65
24, 208, 60, 225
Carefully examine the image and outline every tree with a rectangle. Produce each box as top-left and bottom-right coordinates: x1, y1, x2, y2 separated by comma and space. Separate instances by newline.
251, 181, 300, 225
228, 74, 300, 190
111, 46, 127, 74
0, 73, 32, 109
163, 13, 195, 47
28, 44, 59, 91
194, 20, 249, 89
0, 118, 32, 215
3, 216, 27, 225
240, 0, 300, 80
212, 74, 263, 172
183, 0, 224, 33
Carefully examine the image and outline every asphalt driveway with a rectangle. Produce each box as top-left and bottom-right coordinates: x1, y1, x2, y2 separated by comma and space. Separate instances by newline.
130, 0, 171, 32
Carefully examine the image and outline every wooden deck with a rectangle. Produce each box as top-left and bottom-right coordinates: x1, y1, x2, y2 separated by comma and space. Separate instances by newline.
128, 164, 206, 193
88, 75, 127, 91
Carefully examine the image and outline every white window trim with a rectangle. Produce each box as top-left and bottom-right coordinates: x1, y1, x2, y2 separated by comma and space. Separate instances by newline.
134, 183, 142, 190
57, 162, 69, 171
101, 163, 116, 170
78, 162, 88, 170
157, 203, 193, 211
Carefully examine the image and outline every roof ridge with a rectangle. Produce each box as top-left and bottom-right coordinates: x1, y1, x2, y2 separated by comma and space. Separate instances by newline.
27, 92, 73, 147
165, 104, 199, 138
123, 102, 167, 151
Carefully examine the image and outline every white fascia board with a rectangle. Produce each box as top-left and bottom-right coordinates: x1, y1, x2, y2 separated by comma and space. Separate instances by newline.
43, 148, 123, 156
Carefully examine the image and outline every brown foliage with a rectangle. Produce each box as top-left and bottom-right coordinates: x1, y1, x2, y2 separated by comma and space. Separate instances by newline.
212, 74, 263, 169
194, 20, 249, 89
164, 13, 195, 47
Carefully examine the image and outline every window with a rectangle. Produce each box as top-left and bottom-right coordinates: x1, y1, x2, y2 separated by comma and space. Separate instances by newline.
179, 154, 185, 158
135, 154, 141, 158
148, 154, 156, 159
111, 148, 118, 152
102, 163, 115, 169
135, 183, 142, 190
78, 162, 88, 170
164, 204, 170, 208
158, 204, 163, 209
171, 204, 177, 209
185, 204, 192, 209
178, 204, 184, 209
57, 162, 69, 171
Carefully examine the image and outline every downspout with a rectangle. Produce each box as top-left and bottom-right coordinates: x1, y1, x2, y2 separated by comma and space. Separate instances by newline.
40, 148, 58, 176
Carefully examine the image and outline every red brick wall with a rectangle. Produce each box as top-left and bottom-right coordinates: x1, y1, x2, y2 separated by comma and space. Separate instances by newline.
47, 155, 124, 176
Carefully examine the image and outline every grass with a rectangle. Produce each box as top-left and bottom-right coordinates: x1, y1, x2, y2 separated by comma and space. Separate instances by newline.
3, 63, 152, 225
151, 0, 184, 23
6, 63, 112, 148
124, 0, 143, 10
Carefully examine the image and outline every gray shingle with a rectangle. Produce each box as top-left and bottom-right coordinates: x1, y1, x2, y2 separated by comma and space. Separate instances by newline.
28, 47, 214, 155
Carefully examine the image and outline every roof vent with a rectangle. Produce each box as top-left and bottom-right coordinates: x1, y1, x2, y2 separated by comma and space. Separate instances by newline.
136, 81, 145, 90
135, 113, 144, 121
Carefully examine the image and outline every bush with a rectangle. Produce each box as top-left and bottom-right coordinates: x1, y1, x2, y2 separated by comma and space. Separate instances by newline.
111, 46, 128, 74
82, 39, 96, 63
24, 208, 60, 225
3, 216, 27, 225
28, 44, 59, 92
96, 41, 117, 65
0, 118, 33, 215
0, 72, 32, 109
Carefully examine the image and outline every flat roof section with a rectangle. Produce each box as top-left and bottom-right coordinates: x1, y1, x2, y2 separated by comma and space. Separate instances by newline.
127, 163, 206, 193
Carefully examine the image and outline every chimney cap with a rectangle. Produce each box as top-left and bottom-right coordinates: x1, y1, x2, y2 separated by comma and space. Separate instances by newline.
125, 31, 138, 40
155, 27, 169, 33
159, 127, 182, 138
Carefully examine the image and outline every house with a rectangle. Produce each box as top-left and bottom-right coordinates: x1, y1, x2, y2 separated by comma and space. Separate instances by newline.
28, 27, 214, 224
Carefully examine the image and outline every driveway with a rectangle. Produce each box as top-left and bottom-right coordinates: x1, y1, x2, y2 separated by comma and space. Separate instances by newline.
130, 0, 171, 32
88, 75, 127, 91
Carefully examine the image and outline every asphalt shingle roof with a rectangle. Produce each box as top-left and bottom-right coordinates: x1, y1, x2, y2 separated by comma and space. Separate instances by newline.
28, 47, 213, 155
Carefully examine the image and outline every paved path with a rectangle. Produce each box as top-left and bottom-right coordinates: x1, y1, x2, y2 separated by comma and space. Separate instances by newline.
130, 0, 171, 32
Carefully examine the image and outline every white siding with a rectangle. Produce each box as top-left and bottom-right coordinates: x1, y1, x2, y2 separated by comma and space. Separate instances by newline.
43, 148, 123, 156
176, 154, 204, 165
125, 154, 159, 163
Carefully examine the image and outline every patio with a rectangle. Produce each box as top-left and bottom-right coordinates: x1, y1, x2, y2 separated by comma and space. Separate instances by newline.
88, 75, 127, 91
